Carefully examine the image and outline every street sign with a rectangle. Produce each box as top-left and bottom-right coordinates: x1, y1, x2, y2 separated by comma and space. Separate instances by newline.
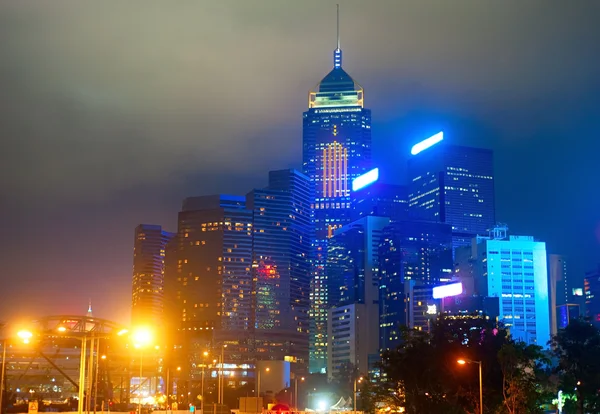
28, 401, 38, 414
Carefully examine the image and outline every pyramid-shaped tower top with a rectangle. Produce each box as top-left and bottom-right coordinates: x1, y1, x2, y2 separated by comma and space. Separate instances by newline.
309, 5, 364, 108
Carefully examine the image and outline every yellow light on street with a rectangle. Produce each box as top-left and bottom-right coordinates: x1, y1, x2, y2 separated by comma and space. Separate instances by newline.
17, 330, 33, 344
457, 359, 466, 365
117, 329, 129, 336
203, 351, 209, 357
57, 326, 67, 332
265, 367, 270, 372
132, 327, 153, 348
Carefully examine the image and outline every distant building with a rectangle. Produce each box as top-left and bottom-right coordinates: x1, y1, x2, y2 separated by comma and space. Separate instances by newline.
584, 265, 600, 327
407, 136, 495, 252
463, 226, 551, 348
303, 28, 372, 373
549, 254, 569, 335
131, 224, 174, 329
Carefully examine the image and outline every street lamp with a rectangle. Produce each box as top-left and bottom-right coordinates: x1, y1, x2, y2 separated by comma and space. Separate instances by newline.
457, 359, 483, 414
201, 351, 209, 414
353, 377, 363, 414
293, 376, 305, 411
1, 330, 33, 414
132, 328, 153, 414
257, 367, 270, 401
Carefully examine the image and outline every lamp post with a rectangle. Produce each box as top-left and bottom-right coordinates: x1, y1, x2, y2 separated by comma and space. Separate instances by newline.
201, 351, 208, 414
132, 328, 153, 414
293, 377, 305, 411
353, 377, 363, 414
457, 359, 483, 414
0, 330, 33, 414
0, 339, 7, 414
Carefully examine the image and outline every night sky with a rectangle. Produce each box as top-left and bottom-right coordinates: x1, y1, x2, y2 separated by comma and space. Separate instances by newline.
1, 1, 599, 325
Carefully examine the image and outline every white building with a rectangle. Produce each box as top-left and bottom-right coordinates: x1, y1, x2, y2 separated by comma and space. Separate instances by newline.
477, 226, 550, 348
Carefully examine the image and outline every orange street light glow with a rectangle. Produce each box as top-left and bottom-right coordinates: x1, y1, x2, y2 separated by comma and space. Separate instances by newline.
457, 359, 467, 365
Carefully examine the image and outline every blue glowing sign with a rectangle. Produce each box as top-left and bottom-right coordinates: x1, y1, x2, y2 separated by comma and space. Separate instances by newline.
410, 131, 444, 155
352, 168, 379, 191
432, 282, 463, 299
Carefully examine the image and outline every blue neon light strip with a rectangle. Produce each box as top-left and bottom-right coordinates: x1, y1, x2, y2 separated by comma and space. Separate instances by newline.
352, 168, 379, 191
411, 131, 444, 155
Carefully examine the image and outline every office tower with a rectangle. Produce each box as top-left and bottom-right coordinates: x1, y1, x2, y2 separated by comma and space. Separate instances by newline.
378, 221, 453, 351
165, 194, 253, 377
549, 254, 569, 335
584, 265, 600, 327
303, 15, 372, 373
326, 216, 388, 379
351, 168, 408, 222
407, 133, 495, 251
246, 169, 312, 366
131, 224, 174, 329
467, 226, 551, 347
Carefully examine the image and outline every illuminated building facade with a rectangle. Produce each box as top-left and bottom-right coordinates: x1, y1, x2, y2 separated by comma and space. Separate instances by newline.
165, 194, 254, 381
471, 226, 551, 348
303, 29, 372, 374
407, 136, 495, 251
247, 169, 312, 366
584, 265, 600, 328
131, 224, 174, 329
378, 221, 453, 351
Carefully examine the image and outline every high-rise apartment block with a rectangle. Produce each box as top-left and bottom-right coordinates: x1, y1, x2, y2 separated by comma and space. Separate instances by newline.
303, 38, 371, 373
131, 224, 174, 329
408, 135, 495, 251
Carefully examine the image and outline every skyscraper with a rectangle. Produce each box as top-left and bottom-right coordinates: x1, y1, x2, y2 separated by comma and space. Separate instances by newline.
246, 169, 312, 366
131, 224, 174, 329
165, 195, 254, 372
303, 10, 372, 373
407, 134, 495, 251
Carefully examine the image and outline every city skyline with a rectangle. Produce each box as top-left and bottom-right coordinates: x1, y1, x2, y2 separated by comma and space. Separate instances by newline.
1, 0, 600, 323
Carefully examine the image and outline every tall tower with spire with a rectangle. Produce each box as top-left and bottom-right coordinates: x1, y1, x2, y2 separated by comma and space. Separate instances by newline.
302, 5, 372, 373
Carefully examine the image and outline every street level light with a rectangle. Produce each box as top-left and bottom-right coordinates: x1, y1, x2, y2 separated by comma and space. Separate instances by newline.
1, 330, 34, 414
457, 359, 483, 414
131, 328, 153, 414
353, 376, 363, 414
294, 376, 305, 411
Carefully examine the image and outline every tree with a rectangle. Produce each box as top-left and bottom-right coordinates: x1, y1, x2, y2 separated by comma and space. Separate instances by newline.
551, 318, 600, 413
377, 314, 553, 413
498, 341, 551, 414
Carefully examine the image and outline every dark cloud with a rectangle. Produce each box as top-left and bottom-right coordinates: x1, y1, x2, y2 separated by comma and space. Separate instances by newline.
1, 0, 599, 323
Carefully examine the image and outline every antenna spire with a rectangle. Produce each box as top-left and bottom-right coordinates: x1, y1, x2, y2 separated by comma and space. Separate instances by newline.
333, 4, 342, 68
87, 299, 93, 316
336, 4, 340, 50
